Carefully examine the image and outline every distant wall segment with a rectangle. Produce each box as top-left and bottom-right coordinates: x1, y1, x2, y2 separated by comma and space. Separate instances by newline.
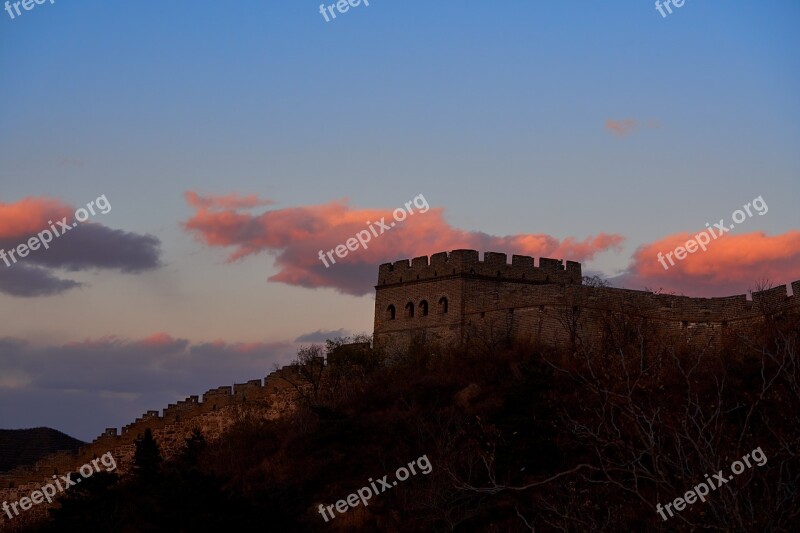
0, 367, 303, 530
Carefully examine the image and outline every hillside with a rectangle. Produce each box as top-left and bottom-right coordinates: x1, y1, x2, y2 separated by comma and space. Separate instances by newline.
24, 314, 800, 532
0, 428, 84, 473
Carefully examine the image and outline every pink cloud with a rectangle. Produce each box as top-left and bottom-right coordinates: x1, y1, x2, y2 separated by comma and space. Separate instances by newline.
185, 191, 275, 210
604, 118, 661, 138
620, 230, 800, 296
140, 332, 180, 347
605, 118, 637, 137
0, 197, 73, 240
183, 192, 625, 295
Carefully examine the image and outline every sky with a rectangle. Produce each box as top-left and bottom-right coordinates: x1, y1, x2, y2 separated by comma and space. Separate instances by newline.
1, 0, 799, 441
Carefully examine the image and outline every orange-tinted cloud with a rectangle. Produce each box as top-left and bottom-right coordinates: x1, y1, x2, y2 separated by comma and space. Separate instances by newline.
0, 197, 73, 240
605, 118, 661, 138
0, 196, 162, 297
183, 192, 625, 295
605, 118, 637, 137
185, 191, 275, 210
620, 230, 800, 296
140, 332, 182, 348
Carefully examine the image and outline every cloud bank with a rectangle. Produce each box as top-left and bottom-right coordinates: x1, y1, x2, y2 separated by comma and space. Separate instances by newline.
0, 334, 295, 441
183, 192, 625, 295
294, 328, 351, 343
618, 230, 800, 296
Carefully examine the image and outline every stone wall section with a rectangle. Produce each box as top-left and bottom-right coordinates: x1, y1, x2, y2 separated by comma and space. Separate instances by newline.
0, 366, 303, 531
375, 250, 800, 350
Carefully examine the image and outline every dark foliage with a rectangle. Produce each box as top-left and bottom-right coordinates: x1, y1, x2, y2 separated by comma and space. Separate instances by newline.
132, 429, 162, 482
28, 316, 800, 532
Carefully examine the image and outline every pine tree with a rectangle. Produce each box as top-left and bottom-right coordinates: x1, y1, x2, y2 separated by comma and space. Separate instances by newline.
133, 428, 162, 481
183, 427, 206, 467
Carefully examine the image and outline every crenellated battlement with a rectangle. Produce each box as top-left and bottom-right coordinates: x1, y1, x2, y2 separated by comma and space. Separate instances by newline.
96, 373, 302, 448
374, 250, 800, 351
0, 368, 305, 496
163, 395, 200, 420
378, 250, 582, 286
0, 368, 305, 531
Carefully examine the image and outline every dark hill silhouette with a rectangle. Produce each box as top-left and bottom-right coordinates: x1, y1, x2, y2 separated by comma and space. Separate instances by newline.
29, 315, 800, 532
0, 427, 84, 472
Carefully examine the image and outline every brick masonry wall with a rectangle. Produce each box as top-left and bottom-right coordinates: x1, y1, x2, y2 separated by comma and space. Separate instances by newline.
375, 250, 800, 351
377, 250, 581, 286
374, 251, 583, 350
0, 367, 303, 531
374, 276, 465, 349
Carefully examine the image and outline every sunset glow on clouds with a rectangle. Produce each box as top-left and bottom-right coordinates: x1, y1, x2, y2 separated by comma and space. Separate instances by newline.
4, 194, 797, 302
185, 191, 276, 210
605, 118, 638, 137
0, 333, 297, 439
182, 192, 800, 297
0, 197, 74, 239
605, 118, 661, 137
0, 197, 162, 297
183, 192, 626, 295
620, 230, 800, 296
1, 0, 798, 451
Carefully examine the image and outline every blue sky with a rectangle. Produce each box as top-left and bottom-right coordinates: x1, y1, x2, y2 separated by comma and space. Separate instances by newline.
1, 0, 799, 439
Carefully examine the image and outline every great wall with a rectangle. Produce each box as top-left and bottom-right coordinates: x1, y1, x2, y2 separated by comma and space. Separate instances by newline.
373, 250, 800, 350
0, 367, 302, 531
3, 249, 799, 530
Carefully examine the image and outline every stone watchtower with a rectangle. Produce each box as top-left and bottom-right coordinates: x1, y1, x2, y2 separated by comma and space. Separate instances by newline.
373, 250, 582, 350
374, 250, 800, 353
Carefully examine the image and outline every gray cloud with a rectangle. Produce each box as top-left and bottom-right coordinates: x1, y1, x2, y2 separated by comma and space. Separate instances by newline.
294, 328, 351, 343
0, 264, 82, 297
0, 335, 297, 441
0, 223, 161, 297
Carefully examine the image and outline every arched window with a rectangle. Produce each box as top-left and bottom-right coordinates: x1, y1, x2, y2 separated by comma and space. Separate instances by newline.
405, 302, 415, 318
386, 305, 396, 320
438, 297, 449, 314
419, 300, 429, 316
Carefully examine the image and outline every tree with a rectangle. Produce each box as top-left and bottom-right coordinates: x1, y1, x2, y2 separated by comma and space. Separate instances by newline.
181, 427, 206, 468
582, 275, 611, 287
133, 428, 163, 481
452, 312, 800, 530
324, 333, 373, 357
278, 344, 327, 406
